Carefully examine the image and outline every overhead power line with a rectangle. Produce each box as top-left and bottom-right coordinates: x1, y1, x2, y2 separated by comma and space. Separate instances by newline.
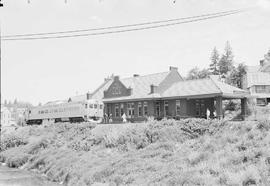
2, 10, 246, 41
3, 9, 241, 39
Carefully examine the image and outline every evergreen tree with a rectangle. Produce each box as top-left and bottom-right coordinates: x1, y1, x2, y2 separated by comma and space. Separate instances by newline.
218, 41, 234, 75
209, 47, 220, 75
264, 49, 270, 62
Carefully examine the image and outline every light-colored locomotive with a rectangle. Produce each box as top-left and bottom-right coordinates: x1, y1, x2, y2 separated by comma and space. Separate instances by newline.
25, 99, 104, 125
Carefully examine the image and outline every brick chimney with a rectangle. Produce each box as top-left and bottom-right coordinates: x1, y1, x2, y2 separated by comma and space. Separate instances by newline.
169, 66, 178, 71
113, 76, 120, 81
86, 92, 91, 100
150, 84, 157, 94
260, 60, 265, 66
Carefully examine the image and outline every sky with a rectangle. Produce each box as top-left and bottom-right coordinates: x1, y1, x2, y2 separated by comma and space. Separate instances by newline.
1, 0, 270, 105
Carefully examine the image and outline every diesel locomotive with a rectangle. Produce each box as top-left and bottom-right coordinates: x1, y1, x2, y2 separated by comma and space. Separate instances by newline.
25, 99, 104, 125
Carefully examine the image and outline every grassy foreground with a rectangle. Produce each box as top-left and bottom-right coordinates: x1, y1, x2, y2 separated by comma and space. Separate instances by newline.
0, 118, 270, 186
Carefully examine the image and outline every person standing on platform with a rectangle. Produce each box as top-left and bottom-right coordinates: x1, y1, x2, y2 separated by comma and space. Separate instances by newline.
122, 113, 127, 123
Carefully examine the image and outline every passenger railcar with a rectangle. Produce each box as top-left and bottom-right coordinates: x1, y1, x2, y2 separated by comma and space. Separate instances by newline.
25, 99, 104, 125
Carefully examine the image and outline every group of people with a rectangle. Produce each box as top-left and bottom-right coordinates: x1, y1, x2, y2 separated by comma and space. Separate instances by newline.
103, 113, 128, 123
104, 108, 216, 124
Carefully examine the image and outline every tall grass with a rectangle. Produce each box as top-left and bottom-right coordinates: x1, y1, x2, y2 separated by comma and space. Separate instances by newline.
0, 119, 269, 185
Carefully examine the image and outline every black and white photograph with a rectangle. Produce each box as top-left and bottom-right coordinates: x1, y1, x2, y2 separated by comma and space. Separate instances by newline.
0, 0, 270, 185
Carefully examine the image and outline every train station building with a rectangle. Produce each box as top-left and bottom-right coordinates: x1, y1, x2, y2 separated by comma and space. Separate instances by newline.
90, 66, 249, 123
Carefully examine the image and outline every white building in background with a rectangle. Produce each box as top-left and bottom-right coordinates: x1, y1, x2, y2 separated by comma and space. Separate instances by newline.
1, 106, 13, 127
243, 56, 270, 106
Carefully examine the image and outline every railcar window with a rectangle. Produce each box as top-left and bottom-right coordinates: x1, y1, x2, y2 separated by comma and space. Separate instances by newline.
85, 104, 88, 109
90, 104, 93, 108
94, 104, 97, 109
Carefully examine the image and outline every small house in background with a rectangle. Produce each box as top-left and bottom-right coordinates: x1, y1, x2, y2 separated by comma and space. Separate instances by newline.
243, 58, 270, 106
1, 106, 13, 127
90, 66, 248, 123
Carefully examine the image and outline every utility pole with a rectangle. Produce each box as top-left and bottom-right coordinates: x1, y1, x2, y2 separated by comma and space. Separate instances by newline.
0, 1, 4, 152
0, 25, 2, 152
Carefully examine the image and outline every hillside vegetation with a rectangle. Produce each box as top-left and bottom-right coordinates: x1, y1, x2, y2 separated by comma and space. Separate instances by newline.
0, 118, 270, 186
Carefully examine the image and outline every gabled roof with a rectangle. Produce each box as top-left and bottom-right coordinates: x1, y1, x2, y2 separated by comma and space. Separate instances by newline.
246, 65, 260, 73
259, 62, 270, 72
91, 71, 170, 100
69, 94, 87, 102
162, 77, 247, 99
45, 100, 66, 105
245, 72, 270, 88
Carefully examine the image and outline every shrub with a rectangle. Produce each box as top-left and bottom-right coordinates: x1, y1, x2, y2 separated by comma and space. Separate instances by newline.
224, 100, 238, 111
256, 120, 270, 131
0, 147, 30, 168
1, 134, 28, 151
1, 119, 270, 185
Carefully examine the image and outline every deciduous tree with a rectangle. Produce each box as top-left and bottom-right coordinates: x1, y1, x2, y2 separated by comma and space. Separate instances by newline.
187, 67, 210, 80
226, 63, 246, 88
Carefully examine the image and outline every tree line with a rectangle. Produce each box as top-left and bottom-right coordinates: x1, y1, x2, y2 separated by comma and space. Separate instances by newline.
3, 99, 33, 108
186, 41, 246, 88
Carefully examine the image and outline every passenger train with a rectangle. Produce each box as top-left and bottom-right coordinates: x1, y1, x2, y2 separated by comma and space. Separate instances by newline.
25, 99, 104, 125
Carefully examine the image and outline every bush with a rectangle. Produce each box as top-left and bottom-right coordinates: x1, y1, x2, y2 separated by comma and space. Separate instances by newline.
0, 147, 30, 167
224, 100, 238, 111
0, 119, 270, 185
1, 134, 28, 151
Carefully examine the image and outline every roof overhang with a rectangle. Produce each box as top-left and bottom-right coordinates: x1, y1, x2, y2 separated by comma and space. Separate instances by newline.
250, 93, 270, 98
102, 95, 162, 103
102, 91, 249, 103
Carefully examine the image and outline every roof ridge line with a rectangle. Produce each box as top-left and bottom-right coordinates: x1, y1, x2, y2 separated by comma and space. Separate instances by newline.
91, 79, 112, 96
120, 71, 169, 80
174, 77, 210, 83
209, 77, 223, 94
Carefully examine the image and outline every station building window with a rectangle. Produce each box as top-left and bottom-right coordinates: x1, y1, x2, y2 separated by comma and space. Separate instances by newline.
164, 101, 169, 116
143, 102, 148, 116
176, 100, 181, 115
127, 103, 135, 117
195, 100, 205, 117
155, 102, 161, 116
115, 104, 120, 117
257, 98, 266, 105
196, 100, 200, 116
255, 85, 270, 93
120, 103, 124, 116
201, 100, 205, 117
107, 105, 111, 115
138, 102, 143, 117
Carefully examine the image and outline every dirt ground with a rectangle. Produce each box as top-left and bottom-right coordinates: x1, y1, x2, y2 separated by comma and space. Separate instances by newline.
0, 165, 60, 186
